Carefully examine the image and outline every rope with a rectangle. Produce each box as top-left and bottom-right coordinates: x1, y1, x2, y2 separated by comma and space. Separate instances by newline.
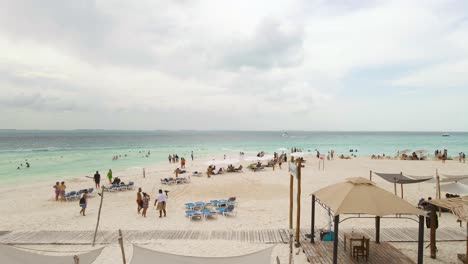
9, 245, 105, 253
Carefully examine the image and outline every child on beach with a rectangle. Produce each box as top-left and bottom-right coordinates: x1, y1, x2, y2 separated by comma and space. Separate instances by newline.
53, 182, 60, 201
79, 190, 88, 216
141, 193, 150, 217
107, 169, 113, 184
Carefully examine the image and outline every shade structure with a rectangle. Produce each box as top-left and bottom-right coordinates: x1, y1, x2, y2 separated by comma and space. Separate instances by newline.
398, 149, 411, 154
374, 172, 432, 184
439, 182, 468, 195
312, 177, 424, 216
130, 245, 274, 264
0, 244, 103, 264
203, 158, 240, 166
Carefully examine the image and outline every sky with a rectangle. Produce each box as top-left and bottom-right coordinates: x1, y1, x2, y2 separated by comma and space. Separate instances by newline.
0, 0, 467, 131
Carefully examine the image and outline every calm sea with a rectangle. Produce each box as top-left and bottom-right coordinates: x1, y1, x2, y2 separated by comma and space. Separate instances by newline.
0, 130, 466, 185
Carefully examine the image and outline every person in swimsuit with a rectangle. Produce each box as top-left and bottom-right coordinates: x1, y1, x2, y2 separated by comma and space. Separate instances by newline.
59, 181, 66, 202
53, 182, 60, 201
141, 193, 150, 217
136, 188, 143, 214
79, 189, 88, 216
107, 169, 113, 184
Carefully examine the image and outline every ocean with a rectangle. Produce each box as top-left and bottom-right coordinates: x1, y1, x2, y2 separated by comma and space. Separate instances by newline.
0, 130, 467, 185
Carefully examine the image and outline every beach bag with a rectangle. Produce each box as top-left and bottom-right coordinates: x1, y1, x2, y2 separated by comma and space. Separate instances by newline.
79, 197, 85, 205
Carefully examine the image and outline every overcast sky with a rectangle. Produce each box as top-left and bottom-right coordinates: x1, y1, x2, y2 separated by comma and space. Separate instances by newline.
0, 0, 467, 131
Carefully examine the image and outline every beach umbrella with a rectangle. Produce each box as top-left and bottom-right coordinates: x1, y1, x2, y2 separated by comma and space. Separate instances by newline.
398, 149, 411, 155
414, 149, 428, 153
439, 182, 468, 195
203, 158, 240, 166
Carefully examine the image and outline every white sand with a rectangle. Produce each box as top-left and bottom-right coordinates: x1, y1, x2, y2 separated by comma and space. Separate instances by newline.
0, 156, 466, 263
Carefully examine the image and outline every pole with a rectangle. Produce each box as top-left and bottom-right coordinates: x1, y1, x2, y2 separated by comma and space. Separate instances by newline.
289, 174, 293, 230
436, 170, 442, 217
333, 215, 340, 264
92, 187, 105, 246
143, 168, 146, 178
418, 215, 424, 264
289, 229, 293, 264
296, 159, 302, 244
369, 170, 372, 181
311, 195, 315, 243
430, 205, 437, 259
375, 216, 380, 244
401, 184, 404, 199
118, 229, 127, 264
465, 222, 467, 264
394, 178, 397, 196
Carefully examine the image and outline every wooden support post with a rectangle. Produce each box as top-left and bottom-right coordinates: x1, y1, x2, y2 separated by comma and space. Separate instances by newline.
418, 215, 424, 264
375, 216, 380, 244
289, 174, 293, 230
430, 205, 437, 259
369, 170, 372, 181
92, 187, 105, 246
143, 168, 146, 178
333, 215, 340, 264
295, 159, 302, 244
118, 229, 127, 264
466, 222, 468, 264
401, 184, 404, 199
394, 178, 397, 196
311, 195, 315, 243
436, 171, 442, 217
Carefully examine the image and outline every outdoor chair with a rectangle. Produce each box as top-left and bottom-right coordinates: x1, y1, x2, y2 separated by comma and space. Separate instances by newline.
185, 210, 202, 220
353, 236, 369, 261
216, 204, 237, 216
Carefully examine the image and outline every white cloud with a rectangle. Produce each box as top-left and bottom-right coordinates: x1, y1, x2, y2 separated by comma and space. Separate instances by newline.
0, 0, 467, 130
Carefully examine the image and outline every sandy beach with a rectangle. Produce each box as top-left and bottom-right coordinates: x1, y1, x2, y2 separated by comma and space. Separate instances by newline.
0, 155, 467, 263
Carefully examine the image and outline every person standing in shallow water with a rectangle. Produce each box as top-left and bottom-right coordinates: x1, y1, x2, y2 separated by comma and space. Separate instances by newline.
107, 169, 113, 184
93, 171, 100, 189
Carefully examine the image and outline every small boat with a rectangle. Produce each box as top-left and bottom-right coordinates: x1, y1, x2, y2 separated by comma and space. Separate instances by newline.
442, 134, 450, 137
281, 132, 289, 137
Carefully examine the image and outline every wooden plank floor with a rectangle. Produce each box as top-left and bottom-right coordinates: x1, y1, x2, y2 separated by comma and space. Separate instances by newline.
301, 238, 415, 264
0, 227, 464, 245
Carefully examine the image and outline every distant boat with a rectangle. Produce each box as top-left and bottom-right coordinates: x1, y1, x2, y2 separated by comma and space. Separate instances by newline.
281, 132, 289, 137
442, 134, 450, 137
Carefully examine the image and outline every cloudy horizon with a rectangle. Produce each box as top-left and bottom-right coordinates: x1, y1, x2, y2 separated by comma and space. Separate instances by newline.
0, 0, 467, 131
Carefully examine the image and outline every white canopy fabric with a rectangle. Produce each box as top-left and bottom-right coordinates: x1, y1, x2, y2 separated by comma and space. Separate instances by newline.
130, 245, 274, 264
204, 158, 240, 166
439, 182, 468, 195
312, 177, 424, 216
0, 244, 103, 264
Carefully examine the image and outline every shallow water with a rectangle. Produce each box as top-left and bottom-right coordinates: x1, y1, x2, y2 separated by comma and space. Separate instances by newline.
0, 130, 466, 184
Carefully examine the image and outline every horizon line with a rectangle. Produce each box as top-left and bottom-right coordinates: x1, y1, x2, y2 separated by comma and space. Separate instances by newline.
0, 129, 466, 133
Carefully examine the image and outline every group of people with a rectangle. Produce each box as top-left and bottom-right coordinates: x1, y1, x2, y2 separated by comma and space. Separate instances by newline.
434, 149, 448, 163
16, 161, 30, 170
458, 152, 466, 163
53, 181, 67, 201
136, 188, 167, 218
93, 169, 113, 189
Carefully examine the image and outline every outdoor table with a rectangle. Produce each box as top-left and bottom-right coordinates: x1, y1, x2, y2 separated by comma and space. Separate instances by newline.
343, 232, 370, 255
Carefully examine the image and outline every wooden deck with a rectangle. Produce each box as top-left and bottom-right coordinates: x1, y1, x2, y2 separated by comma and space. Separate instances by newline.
0, 227, 464, 245
301, 238, 415, 264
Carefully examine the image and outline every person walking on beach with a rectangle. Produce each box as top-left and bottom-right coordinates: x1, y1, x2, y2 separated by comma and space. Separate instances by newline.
168, 154, 172, 163
181, 157, 186, 169
136, 188, 143, 214
59, 181, 66, 202
53, 182, 60, 201
107, 169, 113, 184
154, 189, 167, 218
79, 190, 88, 216
93, 171, 101, 189
141, 193, 150, 217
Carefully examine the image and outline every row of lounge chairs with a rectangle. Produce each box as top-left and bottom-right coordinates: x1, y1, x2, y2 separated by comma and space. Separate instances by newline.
65, 188, 94, 201
161, 177, 190, 185
103, 182, 135, 192
184, 197, 238, 220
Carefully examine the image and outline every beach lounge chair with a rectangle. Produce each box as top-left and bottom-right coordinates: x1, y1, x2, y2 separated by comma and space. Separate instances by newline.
185, 210, 202, 220
233, 165, 243, 172
216, 204, 237, 216
65, 191, 77, 201
201, 209, 218, 219
161, 178, 175, 185
228, 197, 237, 205
87, 188, 94, 196
184, 202, 195, 209
192, 171, 203, 177
126, 182, 135, 190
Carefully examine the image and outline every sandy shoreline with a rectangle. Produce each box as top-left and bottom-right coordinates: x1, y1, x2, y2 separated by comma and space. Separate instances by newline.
0, 155, 467, 263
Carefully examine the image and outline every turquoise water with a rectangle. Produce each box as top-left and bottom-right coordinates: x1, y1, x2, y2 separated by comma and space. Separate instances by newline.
0, 130, 467, 185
